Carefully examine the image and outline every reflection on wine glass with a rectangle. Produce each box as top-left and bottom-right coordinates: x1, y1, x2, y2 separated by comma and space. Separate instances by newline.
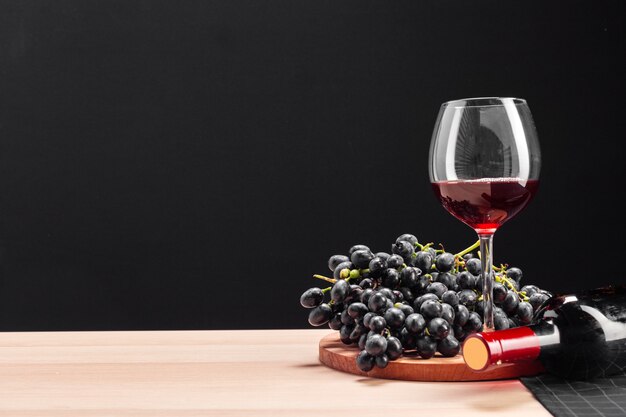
428, 97, 541, 330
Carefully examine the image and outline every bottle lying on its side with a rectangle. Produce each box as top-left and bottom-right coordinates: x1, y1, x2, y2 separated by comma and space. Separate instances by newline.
462, 285, 626, 380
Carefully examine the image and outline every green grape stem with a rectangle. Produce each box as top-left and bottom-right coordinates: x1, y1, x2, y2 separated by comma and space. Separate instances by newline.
421, 242, 434, 251
454, 240, 480, 258
313, 274, 337, 284
495, 273, 529, 302
321, 287, 332, 294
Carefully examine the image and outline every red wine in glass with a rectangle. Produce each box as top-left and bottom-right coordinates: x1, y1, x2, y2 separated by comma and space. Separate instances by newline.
428, 97, 541, 331
432, 178, 539, 235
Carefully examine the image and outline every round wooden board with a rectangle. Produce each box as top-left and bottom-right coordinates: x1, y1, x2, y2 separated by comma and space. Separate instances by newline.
319, 332, 545, 382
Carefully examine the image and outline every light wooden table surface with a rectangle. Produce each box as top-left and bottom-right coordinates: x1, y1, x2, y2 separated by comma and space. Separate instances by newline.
0, 329, 550, 416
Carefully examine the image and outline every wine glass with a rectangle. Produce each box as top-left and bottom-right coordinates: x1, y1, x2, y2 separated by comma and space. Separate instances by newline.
428, 97, 541, 331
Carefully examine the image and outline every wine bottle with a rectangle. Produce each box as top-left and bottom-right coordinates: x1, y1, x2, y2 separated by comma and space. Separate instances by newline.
462, 285, 626, 380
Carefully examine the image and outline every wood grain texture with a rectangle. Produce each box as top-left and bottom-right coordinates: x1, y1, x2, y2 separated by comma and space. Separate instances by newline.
319, 332, 545, 381
0, 329, 551, 416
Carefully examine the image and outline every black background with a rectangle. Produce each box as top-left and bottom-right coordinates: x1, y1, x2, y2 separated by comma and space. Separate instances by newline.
0, 1, 624, 331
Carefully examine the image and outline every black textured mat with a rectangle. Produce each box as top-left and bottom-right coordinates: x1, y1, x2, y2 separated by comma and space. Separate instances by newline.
521, 374, 626, 417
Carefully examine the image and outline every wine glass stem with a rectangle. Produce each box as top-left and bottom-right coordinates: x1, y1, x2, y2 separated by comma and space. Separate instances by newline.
479, 233, 494, 331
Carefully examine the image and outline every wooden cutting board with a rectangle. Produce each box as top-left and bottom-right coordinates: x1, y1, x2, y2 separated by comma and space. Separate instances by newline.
319, 332, 545, 381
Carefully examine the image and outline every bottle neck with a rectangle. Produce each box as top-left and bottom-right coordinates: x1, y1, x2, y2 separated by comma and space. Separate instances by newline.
463, 322, 558, 371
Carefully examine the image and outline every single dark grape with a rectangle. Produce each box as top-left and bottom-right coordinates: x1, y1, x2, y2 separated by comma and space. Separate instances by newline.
415, 274, 432, 291
492, 283, 507, 304
360, 288, 375, 304
465, 258, 481, 276
405, 313, 426, 334
420, 299, 443, 319
339, 324, 355, 344
441, 303, 455, 325
363, 312, 376, 328
372, 354, 388, 369
344, 285, 363, 304
347, 302, 369, 319
368, 315, 387, 333
392, 240, 414, 261
300, 287, 324, 308
437, 335, 461, 357
473, 299, 484, 316
333, 261, 354, 279
502, 290, 519, 314
365, 334, 388, 356
506, 267, 523, 284
457, 271, 475, 290
521, 285, 540, 297
378, 287, 396, 302
308, 303, 332, 326
356, 350, 375, 372
387, 254, 404, 269
350, 324, 367, 341
358, 333, 368, 350
442, 290, 459, 307
331, 279, 350, 303
414, 251, 433, 272
340, 309, 355, 326
349, 245, 370, 256
494, 306, 506, 319
462, 253, 475, 260
400, 267, 420, 287
464, 312, 483, 333
399, 287, 414, 303
458, 289, 478, 307
385, 336, 403, 360
404, 255, 417, 267
506, 277, 520, 291
475, 275, 484, 291
416, 335, 437, 359
436, 272, 455, 289
351, 249, 374, 269
367, 293, 387, 313
453, 304, 469, 326
328, 313, 342, 330
427, 317, 450, 339
529, 292, 551, 310
427, 282, 448, 299
375, 252, 391, 262
359, 278, 374, 289
396, 233, 418, 246
517, 301, 533, 324
328, 254, 350, 272
392, 290, 404, 302
435, 252, 455, 272
368, 257, 387, 278
382, 269, 400, 288
453, 324, 467, 341
398, 328, 416, 350
383, 307, 406, 329
413, 293, 438, 311
494, 312, 510, 330
396, 303, 414, 317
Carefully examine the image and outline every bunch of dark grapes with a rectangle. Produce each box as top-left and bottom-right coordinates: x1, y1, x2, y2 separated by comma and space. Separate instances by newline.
299, 234, 552, 372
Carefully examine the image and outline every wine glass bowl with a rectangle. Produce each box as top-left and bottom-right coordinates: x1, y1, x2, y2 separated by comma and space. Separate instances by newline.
428, 97, 541, 330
